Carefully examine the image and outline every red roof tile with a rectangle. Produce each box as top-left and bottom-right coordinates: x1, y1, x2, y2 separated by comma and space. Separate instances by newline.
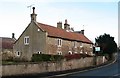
0, 37, 15, 49
37, 23, 92, 44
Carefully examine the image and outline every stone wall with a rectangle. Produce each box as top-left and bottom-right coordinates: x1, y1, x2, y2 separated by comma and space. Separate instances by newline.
2, 56, 107, 76
47, 37, 93, 55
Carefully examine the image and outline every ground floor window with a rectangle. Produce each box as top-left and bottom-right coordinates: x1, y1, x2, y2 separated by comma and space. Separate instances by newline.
57, 51, 62, 55
16, 51, 20, 57
68, 51, 72, 54
38, 51, 42, 54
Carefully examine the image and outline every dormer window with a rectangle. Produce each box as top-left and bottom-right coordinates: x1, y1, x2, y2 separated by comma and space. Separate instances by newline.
57, 39, 62, 47
24, 36, 29, 45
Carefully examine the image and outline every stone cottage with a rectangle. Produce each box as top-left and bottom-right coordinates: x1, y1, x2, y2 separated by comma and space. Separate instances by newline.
0, 33, 16, 60
13, 7, 93, 61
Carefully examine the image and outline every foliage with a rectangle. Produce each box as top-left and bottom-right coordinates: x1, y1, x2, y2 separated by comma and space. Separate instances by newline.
64, 54, 92, 60
95, 33, 117, 55
2, 61, 18, 65
31, 54, 63, 62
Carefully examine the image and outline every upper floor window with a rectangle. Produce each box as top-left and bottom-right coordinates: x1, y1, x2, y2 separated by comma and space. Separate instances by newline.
90, 44, 93, 48
57, 39, 62, 47
24, 36, 29, 45
73, 41, 77, 48
80, 42, 83, 47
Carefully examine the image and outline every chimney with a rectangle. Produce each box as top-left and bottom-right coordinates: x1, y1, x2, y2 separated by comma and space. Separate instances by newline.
74, 30, 84, 35
70, 27, 74, 32
12, 33, 16, 40
31, 7, 37, 22
81, 30, 84, 35
12, 33, 15, 39
64, 19, 70, 31
57, 22, 62, 29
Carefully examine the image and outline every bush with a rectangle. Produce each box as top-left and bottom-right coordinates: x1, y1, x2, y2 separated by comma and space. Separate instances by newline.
64, 54, 92, 60
31, 54, 63, 62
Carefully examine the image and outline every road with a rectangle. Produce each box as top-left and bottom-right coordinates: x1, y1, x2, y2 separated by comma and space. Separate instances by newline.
49, 53, 120, 78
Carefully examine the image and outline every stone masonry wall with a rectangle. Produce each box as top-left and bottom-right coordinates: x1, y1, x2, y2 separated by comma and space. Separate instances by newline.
2, 56, 107, 76
47, 37, 93, 55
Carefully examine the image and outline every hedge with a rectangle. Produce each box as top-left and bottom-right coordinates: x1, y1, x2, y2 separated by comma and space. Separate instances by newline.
31, 54, 63, 62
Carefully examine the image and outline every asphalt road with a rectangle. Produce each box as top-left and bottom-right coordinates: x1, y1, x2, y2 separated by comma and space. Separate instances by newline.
49, 53, 120, 78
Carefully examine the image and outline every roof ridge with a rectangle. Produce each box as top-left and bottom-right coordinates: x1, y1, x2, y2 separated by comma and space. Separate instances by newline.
37, 22, 56, 28
0, 37, 12, 39
37, 22, 66, 31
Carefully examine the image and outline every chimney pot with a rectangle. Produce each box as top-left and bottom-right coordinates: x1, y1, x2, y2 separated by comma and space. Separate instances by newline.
12, 33, 16, 40
65, 19, 67, 24
32, 7, 35, 14
64, 19, 70, 31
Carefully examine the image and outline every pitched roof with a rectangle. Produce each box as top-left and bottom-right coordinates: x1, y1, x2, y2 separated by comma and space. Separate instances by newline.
37, 22, 92, 44
0, 37, 15, 49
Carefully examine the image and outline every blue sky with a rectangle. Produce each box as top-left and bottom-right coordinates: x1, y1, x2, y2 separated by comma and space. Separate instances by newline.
0, 0, 119, 45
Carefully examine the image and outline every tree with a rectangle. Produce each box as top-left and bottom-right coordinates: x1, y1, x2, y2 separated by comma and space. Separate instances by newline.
95, 33, 117, 60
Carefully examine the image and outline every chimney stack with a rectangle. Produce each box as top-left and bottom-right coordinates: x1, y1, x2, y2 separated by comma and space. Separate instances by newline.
81, 30, 84, 35
64, 19, 70, 31
12, 33, 16, 40
57, 22, 62, 29
31, 7, 37, 22
70, 27, 74, 32
12, 33, 15, 39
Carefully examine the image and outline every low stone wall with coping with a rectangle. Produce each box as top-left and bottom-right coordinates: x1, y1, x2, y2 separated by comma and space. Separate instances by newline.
2, 56, 107, 76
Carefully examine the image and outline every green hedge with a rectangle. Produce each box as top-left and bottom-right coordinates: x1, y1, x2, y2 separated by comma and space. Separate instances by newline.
31, 54, 63, 62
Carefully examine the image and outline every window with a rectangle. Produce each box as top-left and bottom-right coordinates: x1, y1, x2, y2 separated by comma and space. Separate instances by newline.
16, 51, 20, 57
80, 42, 83, 47
57, 51, 62, 55
68, 51, 72, 54
73, 41, 77, 48
38, 51, 42, 54
90, 44, 93, 48
57, 39, 62, 47
24, 36, 29, 45
74, 52, 77, 54
80, 50, 83, 54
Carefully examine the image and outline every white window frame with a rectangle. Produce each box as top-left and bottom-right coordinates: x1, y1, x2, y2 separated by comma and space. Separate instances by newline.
80, 50, 83, 54
73, 41, 77, 48
57, 51, 62, 55
38, 51, 42, 54
16, 51, 20, 57
80, 42, 83, 48
57, 39, 62, 47
74, 52, 78, 54
24, 36, 29, 45
90, 44, 93, 48
68, 51, 72, 54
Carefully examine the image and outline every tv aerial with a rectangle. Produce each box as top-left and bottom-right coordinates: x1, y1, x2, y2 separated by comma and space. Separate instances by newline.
27, 4, 35, 13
